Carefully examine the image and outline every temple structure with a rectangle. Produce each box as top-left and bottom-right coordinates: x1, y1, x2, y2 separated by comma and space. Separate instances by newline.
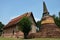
40, 1, 60, 38
2, 12, 36, 38
28, 2, 60, 38
41, 2, 55, 24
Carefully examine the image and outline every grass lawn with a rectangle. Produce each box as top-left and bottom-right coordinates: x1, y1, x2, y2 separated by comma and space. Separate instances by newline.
0, 37, 60, 40
0, 37, 22, 40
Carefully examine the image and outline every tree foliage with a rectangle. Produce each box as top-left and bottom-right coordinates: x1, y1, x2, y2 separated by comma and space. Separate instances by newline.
0, 22, 4, 36
17, 17, 32, 39
36, 21, 41, 31
52, 14, 60, 28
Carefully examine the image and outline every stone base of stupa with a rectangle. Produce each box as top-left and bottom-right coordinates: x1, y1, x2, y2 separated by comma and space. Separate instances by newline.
39, 23, 60, 38
27, 23, 60, 38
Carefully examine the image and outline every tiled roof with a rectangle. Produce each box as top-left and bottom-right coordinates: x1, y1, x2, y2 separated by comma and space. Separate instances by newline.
4, 12, 34, 28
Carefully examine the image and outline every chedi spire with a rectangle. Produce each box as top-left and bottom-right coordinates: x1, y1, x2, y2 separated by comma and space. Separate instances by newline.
43, 1, 48, 13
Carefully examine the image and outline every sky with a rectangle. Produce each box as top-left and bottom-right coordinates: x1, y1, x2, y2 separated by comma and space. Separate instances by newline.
0, 0, 60, 25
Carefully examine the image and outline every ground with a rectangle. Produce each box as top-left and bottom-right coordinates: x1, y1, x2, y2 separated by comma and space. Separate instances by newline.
0, 37, 60, 40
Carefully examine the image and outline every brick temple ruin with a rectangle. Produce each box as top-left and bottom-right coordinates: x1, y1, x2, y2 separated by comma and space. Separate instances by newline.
28, 1, 60, 38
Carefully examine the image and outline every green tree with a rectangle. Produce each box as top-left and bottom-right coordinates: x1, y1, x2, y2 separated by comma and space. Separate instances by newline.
52, 14, 60, 28
17, 17, 32, 39
0, 22, 4, 36
59, 12, 60, 19
36, 21, 41, 31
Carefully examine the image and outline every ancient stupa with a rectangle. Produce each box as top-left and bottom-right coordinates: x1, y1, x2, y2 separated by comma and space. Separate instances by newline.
28, 1, 60, 38
39, 1, 60, 38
